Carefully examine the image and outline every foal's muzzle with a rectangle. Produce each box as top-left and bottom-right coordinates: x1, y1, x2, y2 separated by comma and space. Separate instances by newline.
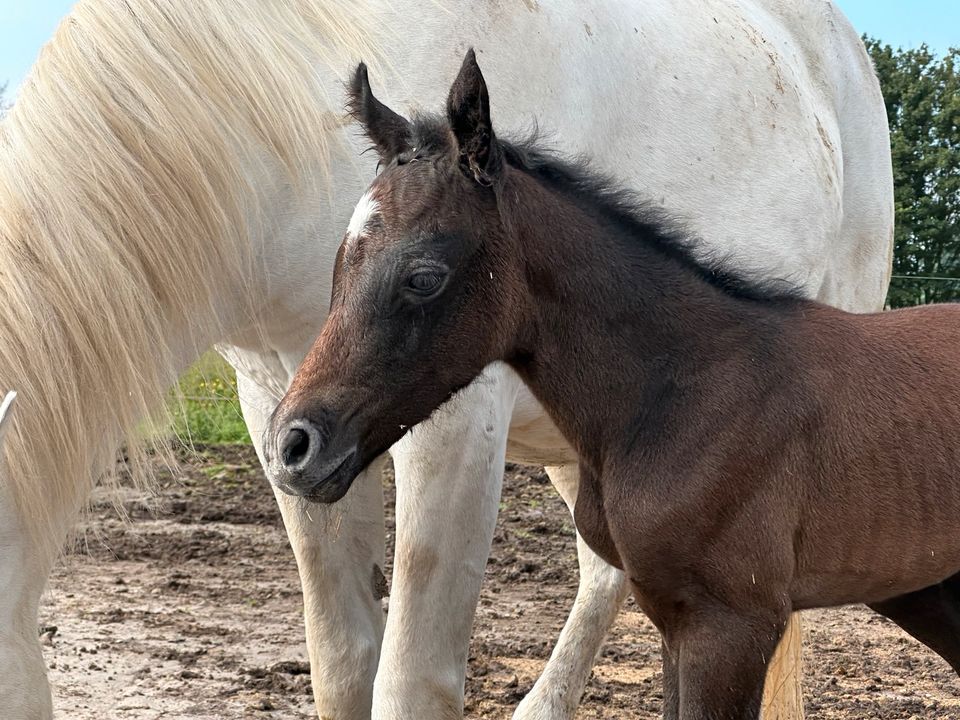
266, 414, 360, 503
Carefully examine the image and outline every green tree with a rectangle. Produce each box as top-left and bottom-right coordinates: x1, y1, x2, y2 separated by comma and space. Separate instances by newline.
865, 40, 960, 307
0, 82, 9, 117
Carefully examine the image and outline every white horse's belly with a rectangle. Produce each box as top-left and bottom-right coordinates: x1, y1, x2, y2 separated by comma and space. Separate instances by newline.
506, 388, 577, 467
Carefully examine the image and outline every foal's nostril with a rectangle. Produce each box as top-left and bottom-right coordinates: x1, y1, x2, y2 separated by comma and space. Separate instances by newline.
280, 426, 313, 469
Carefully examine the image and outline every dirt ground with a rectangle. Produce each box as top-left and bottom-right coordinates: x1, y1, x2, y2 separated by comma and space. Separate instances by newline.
42, 445, 960, 719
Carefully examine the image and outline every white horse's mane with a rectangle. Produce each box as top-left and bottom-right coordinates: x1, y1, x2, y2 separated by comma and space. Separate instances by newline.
0, 0, 382, 554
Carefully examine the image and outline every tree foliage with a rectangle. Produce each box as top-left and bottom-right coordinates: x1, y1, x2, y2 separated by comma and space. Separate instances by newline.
0, 82, 9, 118
865, 39, 960, 307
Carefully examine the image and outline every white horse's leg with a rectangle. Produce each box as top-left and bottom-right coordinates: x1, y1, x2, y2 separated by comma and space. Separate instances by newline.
236, 372, 386, 719
373, 363, 521, 720
1, 392, 56, 720
0, 496, 55, 720
514, 464, 628, 720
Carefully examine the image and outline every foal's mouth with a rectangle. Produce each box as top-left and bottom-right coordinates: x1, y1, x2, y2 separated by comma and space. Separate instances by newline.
273, 446, 360, 504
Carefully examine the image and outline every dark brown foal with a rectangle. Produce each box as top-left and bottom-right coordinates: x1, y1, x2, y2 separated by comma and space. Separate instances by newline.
265, 51, 960, 718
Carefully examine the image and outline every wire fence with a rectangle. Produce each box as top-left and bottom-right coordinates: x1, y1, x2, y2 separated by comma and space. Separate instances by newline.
179, 395, 240, 402
890, 275, 960, 282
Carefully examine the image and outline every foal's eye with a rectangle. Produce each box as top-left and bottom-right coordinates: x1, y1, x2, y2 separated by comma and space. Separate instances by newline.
407, 271, 444, 296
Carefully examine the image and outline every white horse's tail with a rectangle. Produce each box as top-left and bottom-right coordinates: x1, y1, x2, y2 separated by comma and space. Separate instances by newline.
0, 391, 16, 448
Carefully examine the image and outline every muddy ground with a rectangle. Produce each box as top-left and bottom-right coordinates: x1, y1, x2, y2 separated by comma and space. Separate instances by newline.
42, 444, 960, 719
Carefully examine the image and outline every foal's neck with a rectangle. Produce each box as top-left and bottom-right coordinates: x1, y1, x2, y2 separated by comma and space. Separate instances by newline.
500, 168, 798, 469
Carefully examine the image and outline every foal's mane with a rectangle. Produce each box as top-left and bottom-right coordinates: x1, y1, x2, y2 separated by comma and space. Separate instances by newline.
497, 139, 804, 304
408, 117, 803, 304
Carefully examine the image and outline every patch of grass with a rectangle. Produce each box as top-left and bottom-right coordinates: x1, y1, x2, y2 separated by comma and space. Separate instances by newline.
169, 353, 251, 445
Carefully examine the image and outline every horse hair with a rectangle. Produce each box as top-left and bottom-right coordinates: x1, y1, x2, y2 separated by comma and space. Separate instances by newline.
403, 115, 805, 306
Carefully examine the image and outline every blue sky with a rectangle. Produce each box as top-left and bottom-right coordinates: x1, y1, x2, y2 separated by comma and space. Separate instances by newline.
1, 1, 958, 97
839, 0, 958, 55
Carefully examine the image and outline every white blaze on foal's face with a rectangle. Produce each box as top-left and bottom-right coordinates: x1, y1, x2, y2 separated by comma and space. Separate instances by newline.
345, 190, 380, 249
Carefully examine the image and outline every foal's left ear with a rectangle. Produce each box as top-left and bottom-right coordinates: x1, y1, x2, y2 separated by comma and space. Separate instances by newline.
447, 49, 502, 186
348, 62, 413, 164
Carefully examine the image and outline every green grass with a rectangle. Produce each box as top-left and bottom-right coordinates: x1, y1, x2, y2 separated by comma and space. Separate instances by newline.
169, 352, 251, 444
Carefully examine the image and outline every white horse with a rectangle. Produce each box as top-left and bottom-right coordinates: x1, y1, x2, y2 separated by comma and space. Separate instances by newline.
0, 1, 892, 719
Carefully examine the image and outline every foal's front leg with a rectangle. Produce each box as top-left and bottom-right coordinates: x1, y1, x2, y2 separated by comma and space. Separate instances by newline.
664, 604, 787, 720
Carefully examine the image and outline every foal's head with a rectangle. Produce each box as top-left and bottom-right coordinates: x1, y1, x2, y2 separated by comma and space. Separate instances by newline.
266, 51, 523, 501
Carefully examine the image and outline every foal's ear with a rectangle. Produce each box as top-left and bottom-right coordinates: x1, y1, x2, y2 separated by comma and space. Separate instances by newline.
447, 49, 501, 186
348, 62, 413, 164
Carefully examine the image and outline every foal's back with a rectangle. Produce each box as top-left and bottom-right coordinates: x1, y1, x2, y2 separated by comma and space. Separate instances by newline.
787, 302, 960, 606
